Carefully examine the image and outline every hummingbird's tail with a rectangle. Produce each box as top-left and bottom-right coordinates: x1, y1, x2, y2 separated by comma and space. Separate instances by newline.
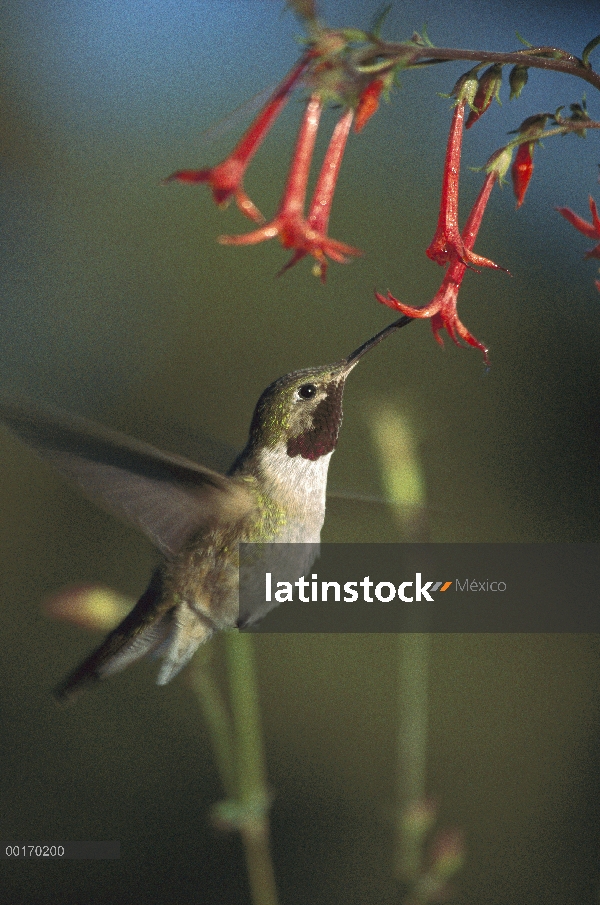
54, 569, 215, 702
54, 569, 168, 703
146, 597, 213, 685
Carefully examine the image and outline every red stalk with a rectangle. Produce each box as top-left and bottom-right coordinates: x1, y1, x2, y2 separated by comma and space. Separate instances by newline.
279, 107, 356, 280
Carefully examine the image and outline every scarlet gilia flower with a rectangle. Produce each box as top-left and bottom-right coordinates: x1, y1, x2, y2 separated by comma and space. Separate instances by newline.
354, 78, 384, 132
162, 56, 310, 223
556, 195, 600, 259
279, 106, 355, 281
219, 94, 361, 278
426, 95, 502, 273
508, 114, 551, 209
512, 141, 535, 208
465, 64, 503, 129
377, 168, 500, 365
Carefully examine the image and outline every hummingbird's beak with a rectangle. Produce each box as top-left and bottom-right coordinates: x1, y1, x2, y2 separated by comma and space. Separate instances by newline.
342, 314, 413, 375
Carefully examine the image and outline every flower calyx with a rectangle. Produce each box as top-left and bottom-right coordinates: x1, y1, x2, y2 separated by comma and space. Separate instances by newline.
508, 64, 529, 100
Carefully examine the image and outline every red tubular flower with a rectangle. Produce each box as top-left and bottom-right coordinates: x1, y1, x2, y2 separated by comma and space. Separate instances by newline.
162, 56, 310, 223
219, 95, 361, 277
354, 78, 384, 133
465, 64, 503, 129
426, 100, 501, 272
279, 107, 357, 281
509, 114, 552, 210
377, 169, 499, 365
556, 196, 600, 258
512, 141, 535, 208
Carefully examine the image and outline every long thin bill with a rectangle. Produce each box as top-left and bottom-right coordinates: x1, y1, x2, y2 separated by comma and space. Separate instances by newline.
345, 315, 413, 367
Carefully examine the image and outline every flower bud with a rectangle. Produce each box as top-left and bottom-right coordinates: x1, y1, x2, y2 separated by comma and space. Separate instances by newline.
465, 64, 503, 128
512, 141, 535, 208
354, 78, 384, 132
485, 144, 514, 182
509, 64, 528, 100
514, 112, 551, 139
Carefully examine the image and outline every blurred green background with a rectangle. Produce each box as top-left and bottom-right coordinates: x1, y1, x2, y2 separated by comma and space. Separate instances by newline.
1, 1, 600, 903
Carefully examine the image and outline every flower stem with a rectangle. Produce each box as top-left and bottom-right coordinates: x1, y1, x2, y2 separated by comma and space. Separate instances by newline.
225, 631, 278, 905
239, 821, 279, 905
369, 406, 431, 882
380, 42, 600, 92
190, 661, 237, 799
396, 632, 431, 882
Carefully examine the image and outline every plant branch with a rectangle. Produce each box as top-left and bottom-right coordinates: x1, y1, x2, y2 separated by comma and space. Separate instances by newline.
376, 42, 600, 92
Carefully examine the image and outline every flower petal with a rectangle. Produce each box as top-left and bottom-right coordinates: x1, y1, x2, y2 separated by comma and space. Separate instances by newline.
556, 205, 600, 240
375, 290, 442, 319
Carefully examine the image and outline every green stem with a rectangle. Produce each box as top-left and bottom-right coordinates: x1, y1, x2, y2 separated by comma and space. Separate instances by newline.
190, 662, 237, 799
369, 405, 432, 884
225, 631, 279, 905
225, 631, 269, 804
239, 822, 280, 905
395, 633, 431, 882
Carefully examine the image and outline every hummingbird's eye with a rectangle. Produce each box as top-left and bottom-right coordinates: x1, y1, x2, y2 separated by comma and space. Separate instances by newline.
298, 383, 317, 400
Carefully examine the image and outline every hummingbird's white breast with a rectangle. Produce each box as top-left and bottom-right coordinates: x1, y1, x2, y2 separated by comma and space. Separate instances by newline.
254, 444, 333, 542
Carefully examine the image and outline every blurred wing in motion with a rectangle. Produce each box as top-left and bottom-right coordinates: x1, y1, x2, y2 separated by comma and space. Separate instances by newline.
0, 397, 252, 559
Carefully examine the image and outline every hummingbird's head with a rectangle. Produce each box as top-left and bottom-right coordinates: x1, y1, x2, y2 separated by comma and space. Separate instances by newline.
248, 314, 413, 461
249, 361, 351, 461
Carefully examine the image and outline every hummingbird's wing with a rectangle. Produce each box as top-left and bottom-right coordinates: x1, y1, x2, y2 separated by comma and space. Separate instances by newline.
0, 397, 252, 558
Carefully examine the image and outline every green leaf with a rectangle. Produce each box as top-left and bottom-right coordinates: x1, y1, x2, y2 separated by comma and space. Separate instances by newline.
369, 4, 393, 39
419, 24, 434, 47
515, 31, 533, 48
582, 34, 600, 67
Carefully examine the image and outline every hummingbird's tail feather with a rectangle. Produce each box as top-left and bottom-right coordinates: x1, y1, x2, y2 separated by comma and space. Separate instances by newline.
54, 568, 168, 703
154, 601, 214, 686
95, 619, 171, 680
54, 625, 166, 703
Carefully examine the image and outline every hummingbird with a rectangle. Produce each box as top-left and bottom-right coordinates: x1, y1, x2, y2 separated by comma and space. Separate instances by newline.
0, 315, 411, 701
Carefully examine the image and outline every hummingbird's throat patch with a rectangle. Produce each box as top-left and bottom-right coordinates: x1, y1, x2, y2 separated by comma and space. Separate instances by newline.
286, 382, 343, 461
